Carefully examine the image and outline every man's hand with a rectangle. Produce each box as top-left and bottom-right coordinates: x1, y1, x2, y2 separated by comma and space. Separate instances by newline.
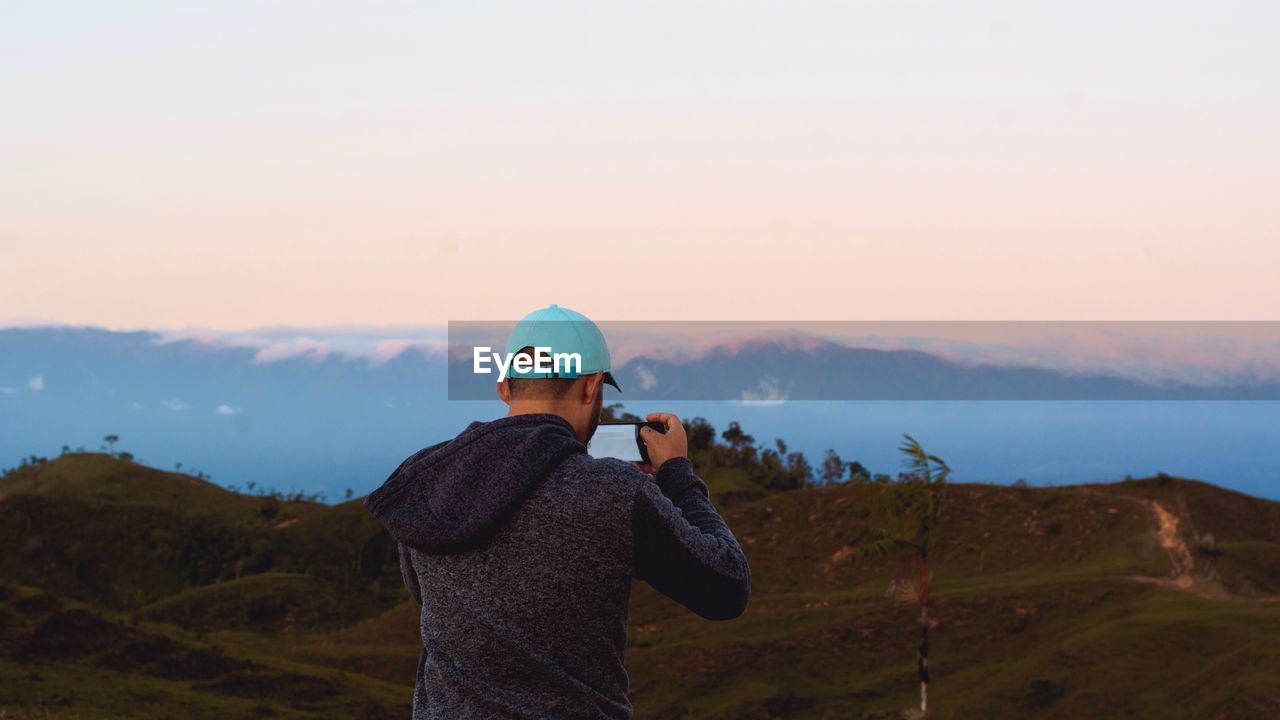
639, 412, 688, 471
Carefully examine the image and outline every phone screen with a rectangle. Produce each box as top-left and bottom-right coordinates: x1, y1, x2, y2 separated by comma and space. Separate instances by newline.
588, 423, 642, 462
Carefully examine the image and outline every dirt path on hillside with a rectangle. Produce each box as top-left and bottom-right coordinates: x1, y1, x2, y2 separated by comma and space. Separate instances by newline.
1148, 500, 1194, 589
1137, 500, 1280, 602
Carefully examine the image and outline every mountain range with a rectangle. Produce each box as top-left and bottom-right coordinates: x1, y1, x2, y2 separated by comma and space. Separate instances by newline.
4, 326, 1280, 500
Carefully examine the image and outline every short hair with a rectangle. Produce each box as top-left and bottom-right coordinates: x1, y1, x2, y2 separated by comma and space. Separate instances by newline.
505, 347, 578, 400
507, 376, 577, 400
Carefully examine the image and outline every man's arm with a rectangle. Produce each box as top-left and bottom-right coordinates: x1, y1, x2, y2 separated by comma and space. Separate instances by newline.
630, 414, 750, 620
398, 542, 422, 604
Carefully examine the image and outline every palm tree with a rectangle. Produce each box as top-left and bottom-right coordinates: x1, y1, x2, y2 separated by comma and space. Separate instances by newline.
853, 434, 949, 717
103, 435, 119, 455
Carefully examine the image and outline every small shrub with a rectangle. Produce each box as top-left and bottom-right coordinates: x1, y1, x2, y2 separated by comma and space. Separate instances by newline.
258, 498, 281, 522
1026, 679, 1065, 708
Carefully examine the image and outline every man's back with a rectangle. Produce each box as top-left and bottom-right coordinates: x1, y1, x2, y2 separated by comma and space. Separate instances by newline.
366, 413, 751, 719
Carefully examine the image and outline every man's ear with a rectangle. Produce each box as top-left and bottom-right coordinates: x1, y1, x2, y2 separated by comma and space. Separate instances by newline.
581, 373, 604, 405
496, 381, 512, 406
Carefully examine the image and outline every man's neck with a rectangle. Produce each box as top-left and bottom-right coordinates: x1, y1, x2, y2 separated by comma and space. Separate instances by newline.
506, 402, 586, 444
507, 400, 569, 418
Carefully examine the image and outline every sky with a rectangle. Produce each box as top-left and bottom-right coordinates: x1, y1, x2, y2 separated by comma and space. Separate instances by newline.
3, 1, 1278, 330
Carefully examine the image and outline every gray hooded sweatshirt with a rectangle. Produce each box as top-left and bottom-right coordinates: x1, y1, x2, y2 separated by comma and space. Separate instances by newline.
365, 413, 751, 719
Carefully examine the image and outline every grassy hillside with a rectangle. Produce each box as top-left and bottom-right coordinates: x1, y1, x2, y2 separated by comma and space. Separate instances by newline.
0, 455, 405, 615
0, 582, 404, 719
2, 454, 1278, 719
621, 479, 1280, 719
140, 573, 374, 634
0, 452, 322, 522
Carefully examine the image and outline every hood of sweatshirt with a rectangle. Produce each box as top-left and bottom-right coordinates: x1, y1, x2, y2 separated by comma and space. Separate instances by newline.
365, 413, 586, 554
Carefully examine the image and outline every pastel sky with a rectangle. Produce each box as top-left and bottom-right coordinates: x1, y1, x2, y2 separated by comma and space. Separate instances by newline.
3, 1, 1277, 330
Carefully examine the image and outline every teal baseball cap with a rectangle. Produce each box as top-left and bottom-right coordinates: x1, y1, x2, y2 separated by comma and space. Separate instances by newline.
503, 304, 620, 391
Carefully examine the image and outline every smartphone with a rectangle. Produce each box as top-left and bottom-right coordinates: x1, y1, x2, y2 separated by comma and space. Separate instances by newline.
588, 421, 666, 463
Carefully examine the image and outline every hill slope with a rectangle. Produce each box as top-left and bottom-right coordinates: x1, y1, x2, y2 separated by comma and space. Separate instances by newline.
2, 454, 1278, 719
0, 452, 322, 521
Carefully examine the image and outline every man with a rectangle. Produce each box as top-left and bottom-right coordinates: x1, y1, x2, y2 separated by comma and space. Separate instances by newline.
366, 304, 750, 719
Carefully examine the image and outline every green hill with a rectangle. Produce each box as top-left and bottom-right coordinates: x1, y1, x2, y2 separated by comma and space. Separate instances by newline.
0, 452, 321, 522
705, 467, 768, 507
0, 455, 403, 614
2, 454, 1278, 719
0, 582, 404, 719
622, 478, 1280, 719
140, 573, 374, 634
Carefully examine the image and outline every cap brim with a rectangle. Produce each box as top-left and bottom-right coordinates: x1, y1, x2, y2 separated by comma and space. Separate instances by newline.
603, 371, 621, 392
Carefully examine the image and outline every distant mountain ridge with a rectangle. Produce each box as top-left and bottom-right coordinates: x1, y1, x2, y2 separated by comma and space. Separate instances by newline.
442, 330, 1280, 400
8, 325, 1280, 402
5, 326, 1280, 502
612, 339, 1280, 400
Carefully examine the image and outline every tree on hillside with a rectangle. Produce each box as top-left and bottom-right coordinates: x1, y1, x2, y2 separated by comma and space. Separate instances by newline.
721, 422, 757, 466
848, 460, 871, 483
103, 434, 119, 454
851, 434, 949, 718
821, 449, 845, 486
753, 439, 813, 491
685, 417, 716, 453
782, 446, 813, 489
600, 404, 814, 491
600, 403, 642, 423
